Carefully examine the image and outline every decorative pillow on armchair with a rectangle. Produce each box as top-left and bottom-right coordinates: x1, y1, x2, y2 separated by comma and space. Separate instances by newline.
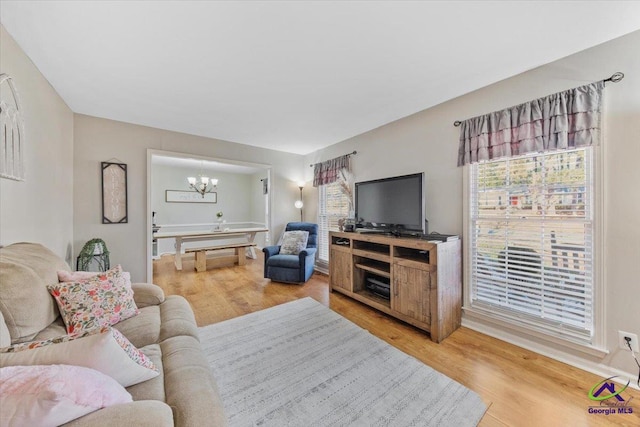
0, 327, 159, 387
48, 265, 139, 335
279, 230, 310, 255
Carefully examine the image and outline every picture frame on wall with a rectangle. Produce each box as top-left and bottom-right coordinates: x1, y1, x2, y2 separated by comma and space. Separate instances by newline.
165, 190, 217, 203
102, 162, 128, 224
0, 74, 26, 181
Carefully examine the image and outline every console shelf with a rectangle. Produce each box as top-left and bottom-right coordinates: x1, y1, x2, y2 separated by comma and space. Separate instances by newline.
354, 260, 390, 278
352, 249, 390, 263
354, 289, 392, 309
329, 231, 461, 343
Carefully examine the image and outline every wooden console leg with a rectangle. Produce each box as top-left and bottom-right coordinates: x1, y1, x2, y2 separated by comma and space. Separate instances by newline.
195, 251, 207, 272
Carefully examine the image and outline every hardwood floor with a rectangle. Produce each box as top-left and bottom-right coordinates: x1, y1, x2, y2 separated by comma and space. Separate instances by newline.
153, 253, 640, 427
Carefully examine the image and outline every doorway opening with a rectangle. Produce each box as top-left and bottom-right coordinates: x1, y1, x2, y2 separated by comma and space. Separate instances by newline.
146, 149, 272, 281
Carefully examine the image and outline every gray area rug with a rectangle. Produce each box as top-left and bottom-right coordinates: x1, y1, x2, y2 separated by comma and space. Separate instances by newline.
199, 297, 487, 426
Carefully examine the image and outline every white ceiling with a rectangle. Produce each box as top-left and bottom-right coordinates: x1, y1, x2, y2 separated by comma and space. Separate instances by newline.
2, 1, 640, 155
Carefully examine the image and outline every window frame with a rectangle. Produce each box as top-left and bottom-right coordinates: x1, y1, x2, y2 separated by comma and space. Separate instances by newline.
317, 179, 351, 270
462, 146, 606, 356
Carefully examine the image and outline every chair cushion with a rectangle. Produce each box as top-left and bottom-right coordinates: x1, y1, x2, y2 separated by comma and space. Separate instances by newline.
266, 254, 301, 269
285, 222, 318, 248
279, 231, 309, 255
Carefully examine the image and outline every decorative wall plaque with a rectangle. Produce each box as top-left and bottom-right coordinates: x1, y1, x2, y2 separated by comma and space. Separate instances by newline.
102, 162, 128, 224
0, 74, 25, 181
165, 190, 217, 203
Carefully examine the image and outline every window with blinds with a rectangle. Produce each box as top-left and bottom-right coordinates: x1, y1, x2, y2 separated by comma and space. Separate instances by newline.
318, 181, 351, 264
469, 147, 594, 343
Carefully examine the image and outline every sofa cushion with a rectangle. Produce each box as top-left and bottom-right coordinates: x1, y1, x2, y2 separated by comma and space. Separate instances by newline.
48, 265, 139, 335
126, 344, 165, 402
0, 364, 132, 427
0, 243, 70, 343
63, 400, 174, 427
114, 295, 200, 350
0, 310, 10, 348
131, 283, 166, 308
161, 335, 227, 427
1, 243, 71, 286
31, 317, 67, 341
114, 305, 161, 349
159, 295, 200, 343
0, 327, 159, 388
0, 263, 58, 344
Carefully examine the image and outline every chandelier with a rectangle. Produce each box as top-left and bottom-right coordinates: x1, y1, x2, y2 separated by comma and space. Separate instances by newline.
187, 175, 218, 197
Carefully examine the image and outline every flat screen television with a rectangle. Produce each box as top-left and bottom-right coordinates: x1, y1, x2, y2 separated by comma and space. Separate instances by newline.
354, 172, 425, 233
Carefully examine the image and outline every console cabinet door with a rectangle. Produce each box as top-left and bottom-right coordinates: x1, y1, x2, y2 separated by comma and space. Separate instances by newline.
330, 248, 352, 292
391, 264, 430, 324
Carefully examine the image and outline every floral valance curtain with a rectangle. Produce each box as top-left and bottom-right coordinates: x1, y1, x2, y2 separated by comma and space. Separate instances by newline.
457, 81, 604, 166
313, 154, 351, 187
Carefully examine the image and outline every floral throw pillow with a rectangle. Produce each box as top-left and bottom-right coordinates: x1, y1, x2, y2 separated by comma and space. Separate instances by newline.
279, 230, 310, 255
47, 265, 139, 335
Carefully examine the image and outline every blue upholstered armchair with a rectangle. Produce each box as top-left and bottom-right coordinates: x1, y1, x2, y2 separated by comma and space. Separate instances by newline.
263, 222, 318, 283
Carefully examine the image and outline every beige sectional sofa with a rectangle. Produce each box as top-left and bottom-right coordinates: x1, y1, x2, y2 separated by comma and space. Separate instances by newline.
0, 242, 226, 426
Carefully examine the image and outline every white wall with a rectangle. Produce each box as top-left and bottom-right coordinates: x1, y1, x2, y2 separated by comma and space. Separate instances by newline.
151, 163, 270, 254
73, 114, 304, 282
305, 30, 640, 382
249, 170, 270, 247
152, 164, 253, 225
0, 25, 74, 263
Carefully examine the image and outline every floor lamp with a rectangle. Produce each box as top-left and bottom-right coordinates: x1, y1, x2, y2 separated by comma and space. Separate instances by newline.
294, 181, 304, 221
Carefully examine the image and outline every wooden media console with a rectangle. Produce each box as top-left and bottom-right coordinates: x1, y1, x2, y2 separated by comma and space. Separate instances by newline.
329, 231, 461, 343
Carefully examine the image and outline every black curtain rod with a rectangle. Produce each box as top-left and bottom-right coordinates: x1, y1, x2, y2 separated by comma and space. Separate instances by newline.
310, 150, 357, 167
452, 71, 625, 127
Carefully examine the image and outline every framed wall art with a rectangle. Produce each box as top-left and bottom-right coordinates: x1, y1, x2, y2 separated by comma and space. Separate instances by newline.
165, 190, 217, 203
102, 162, 128, 224
0, 74, 26, 181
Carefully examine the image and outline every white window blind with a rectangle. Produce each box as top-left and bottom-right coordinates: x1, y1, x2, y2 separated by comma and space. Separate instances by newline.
318, 181, 351, 263
469, 148, 594, 343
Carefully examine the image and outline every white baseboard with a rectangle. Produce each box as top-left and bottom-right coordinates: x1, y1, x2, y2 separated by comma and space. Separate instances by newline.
461, 316, 640, 391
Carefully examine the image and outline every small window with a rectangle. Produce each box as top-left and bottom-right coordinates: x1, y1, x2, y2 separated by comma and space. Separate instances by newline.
318, 181, 351, 263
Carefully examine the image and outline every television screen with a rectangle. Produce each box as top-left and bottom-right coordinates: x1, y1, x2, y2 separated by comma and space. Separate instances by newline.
355, 173, 424, 232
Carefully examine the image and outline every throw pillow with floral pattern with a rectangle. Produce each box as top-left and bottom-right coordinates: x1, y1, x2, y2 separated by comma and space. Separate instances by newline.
47, 265, 139, 335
